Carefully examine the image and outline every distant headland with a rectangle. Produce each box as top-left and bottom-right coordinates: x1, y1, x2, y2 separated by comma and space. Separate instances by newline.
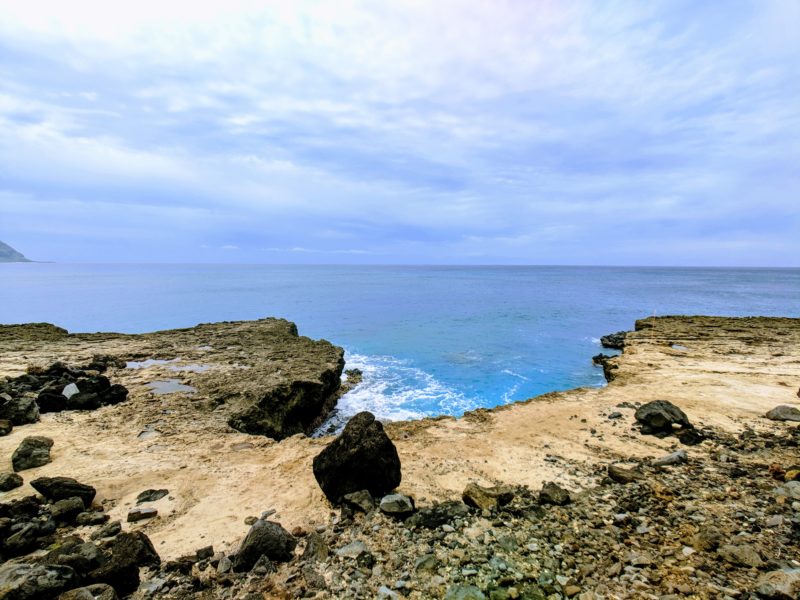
0, 240, 31, 262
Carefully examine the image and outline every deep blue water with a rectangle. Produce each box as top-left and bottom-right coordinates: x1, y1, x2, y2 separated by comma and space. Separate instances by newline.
2, 264, 799, 423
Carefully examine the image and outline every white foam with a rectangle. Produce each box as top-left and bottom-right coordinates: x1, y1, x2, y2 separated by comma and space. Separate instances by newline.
501, 368, 529, 381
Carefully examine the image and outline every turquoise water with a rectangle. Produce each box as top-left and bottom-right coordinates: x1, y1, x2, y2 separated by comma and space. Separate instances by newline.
2, 264, 799, 422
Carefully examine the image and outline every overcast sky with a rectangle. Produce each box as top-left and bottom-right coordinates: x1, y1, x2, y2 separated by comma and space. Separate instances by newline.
1, 0, 798, 265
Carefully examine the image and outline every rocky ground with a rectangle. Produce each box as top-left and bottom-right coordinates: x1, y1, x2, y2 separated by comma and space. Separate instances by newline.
1, 316, 799, 598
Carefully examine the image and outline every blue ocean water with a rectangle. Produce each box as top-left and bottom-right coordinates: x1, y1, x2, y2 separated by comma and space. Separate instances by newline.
2, 264, 799, 423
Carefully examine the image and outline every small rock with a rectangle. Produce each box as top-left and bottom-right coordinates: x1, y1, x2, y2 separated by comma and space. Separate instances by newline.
217, 556, 232, 574
136, 489, 169, 503
651, 449, 688, 467
59, 583, 119, 600
607, 464, 642, 484
343, 489, 375, 513
379, 493, 415, 516
692, 525, 723, 551
538, 482, 571, 506
635, 400, 692, 434
91, 520, 122, 540
443, 585, 487, 600
336, 540, 368, 558
678, 429, 706, 445
766, 405, 800, 422
462, 482, 514, 510
0, 563, 78, 599
12, 436, 54, 471
302, 531, 329, 562
718, 544, 763, 568
127, 507, 158, 522
52, 496, 86, 522
0, 418, 12, 436
196, 545, 214, 560
0, 472, 23, 491
76, 511, 109, 526
600, 331, 627, 349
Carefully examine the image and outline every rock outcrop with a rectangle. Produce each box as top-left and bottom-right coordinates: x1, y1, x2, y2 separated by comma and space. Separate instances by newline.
232, 519, 297, 572
12, 436, 54, 472
0, 240, 30, 263
634, 400, 693, 435
312, 411, 402, 503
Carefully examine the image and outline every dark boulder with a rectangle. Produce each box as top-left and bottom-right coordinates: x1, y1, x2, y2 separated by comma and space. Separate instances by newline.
99, 385, 128, 406
12, 436, 54, 472
0, 472, 23, 492
66, 392, 102, 411
0, 395, 39, 426
312, 411, 401, 503
766, 405, 800, 422
51, 497, 86, 523
42, 537, 106, 578
0, 563, 78, 600
87, 531, 159, 596
232, 519, 297, 572
600, 331, 627, 350
0, 418, 12, 435
136, 489, 168, 504
634, 400, 692, 435
30, 477, 96, 508
538, 482, 571, 506
407, 501, 471, 530
36, 390, 67, 413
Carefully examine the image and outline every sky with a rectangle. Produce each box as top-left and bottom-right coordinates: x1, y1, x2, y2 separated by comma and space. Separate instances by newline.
0, 0, 798, 265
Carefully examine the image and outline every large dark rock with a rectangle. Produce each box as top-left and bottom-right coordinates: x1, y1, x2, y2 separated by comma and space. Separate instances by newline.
312, 411, 401, 503
634, 400, 692, 435
600, 331, 627, 350
30, 477, 96, 508
766, 405, 800, 422
232, 519, 297, 572
42, 537, 106, 578
0, 395, 39, 426
87, 531, 159, 596
12, 436, 54, 472
0, 563, 78, 600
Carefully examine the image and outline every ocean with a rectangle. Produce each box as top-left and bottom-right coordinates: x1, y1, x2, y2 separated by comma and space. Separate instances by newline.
2, 264, 799, 424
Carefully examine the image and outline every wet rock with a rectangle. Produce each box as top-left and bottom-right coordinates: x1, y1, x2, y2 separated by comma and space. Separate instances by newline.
600, 331, 626, 349
30, 476, 96, 507
607, 464, 643, 484
312, 411, 402, 503
232, 519, 297, 572
0, 418, 13, 436
379, 493, 415, 517
0, 472, 23, 491
51, 497, 86, 523
651, 449, 688, 467
718, 543, 763, 568
58, 584, 119, 600
0, 395, 39, 426
462, 482, 514, 510
635, 400, 692, 434
343, 489, 375, 513
766, 405, 800, 422
135, 489, 168, 504
127, 507, 158, 522
755, 568, 800, 599
538, 482, 571, 506
0, 562, 78, 599
12, 436, 54, 472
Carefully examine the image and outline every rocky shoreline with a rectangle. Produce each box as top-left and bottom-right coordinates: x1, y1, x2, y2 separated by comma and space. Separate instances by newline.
1, 316, 800, 598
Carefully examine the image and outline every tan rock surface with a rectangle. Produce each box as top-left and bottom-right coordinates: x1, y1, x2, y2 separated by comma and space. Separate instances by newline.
1, 315, 799, 561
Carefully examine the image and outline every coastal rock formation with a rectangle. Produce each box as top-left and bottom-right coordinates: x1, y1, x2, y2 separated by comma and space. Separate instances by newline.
0, 240, 30, 263
312, 411, 402, 503
30, 476, 96, 507
11, 436, 54, 471
600, 330, 627, 349
766, 404, 800, 422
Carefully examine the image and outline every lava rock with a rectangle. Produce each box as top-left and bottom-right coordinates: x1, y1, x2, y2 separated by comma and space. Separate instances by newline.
0, 418, 12, 435
0, 395, 40, 425
91, 521, 122, 540
678, 429, 706, 445
51, 497, 86, 523
12, 436, 54, 472
136, 489, 168, 504
407, 501, 471, 530
538, 482, 571, 506
342, 489, 375, 513
0, 472, 24, 491
30, 476, 96, 507
88, 531, 160, 596
76, 511, 109, 526
766, 405, 800, 422
634, 400, 692, 434
232, 519, 297, 572
462, 482, 514, 510
0, 562, 78, 599
37, 389, 67, 413
312, 411, 401, 503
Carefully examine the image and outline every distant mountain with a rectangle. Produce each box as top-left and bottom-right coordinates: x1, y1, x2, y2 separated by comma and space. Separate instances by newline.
0, 241, 31, 262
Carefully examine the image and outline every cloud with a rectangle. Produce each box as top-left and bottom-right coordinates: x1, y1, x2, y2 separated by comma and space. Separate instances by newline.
0, 0, 798, 265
